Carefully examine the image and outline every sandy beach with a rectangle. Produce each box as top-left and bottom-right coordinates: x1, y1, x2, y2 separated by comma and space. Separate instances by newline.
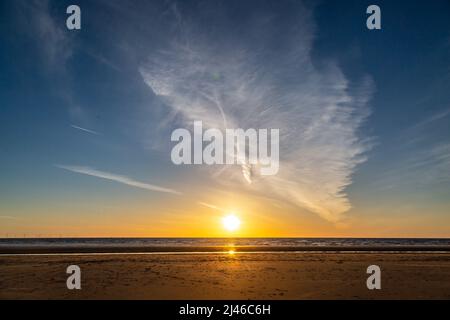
1, 251, 449, 300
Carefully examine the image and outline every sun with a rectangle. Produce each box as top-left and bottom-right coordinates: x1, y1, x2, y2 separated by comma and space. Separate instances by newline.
222, 214, 241, 232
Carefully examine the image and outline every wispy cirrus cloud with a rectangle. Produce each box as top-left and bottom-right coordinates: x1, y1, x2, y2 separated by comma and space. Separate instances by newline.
138, 1, 373, 222
17, 0, 73, 67
14, 0, 98, 135
56, 165, 181, 195
15, 1, 99, 129
372, 142, 450, 189
367, 108, 450, 190
402, 107, 450, 138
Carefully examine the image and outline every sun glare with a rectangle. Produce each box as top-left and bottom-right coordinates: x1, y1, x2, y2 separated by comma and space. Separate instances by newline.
222, 214, 241, 232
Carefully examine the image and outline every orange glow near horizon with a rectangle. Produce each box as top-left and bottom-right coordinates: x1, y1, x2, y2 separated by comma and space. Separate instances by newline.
1, 193, 450, 238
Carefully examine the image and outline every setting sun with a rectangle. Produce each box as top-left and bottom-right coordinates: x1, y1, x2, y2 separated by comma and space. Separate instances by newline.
222, 214, 241, 232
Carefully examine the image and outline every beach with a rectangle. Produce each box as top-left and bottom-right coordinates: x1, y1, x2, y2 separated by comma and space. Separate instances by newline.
1, 251, 449, 299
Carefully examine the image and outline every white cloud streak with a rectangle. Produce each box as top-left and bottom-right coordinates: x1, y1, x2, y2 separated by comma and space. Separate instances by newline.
71, 125, 100, 135
197, 202, 226, 212
139, 2, 373, 222
57, 165, 181, 195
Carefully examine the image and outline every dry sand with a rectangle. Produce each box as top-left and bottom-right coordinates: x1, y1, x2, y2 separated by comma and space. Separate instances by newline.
1, 252, 449, 299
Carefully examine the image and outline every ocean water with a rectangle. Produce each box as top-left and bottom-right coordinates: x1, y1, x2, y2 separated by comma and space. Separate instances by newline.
0, 238, 449, 249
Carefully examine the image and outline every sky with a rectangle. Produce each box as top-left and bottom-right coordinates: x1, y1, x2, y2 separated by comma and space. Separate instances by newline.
0, 0, 449, 238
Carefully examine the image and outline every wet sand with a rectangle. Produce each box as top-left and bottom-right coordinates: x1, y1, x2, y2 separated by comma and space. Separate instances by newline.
1, 251, 449, 299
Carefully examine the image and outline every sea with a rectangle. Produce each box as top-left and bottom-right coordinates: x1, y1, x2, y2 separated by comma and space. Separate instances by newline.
0, 237, 449, 249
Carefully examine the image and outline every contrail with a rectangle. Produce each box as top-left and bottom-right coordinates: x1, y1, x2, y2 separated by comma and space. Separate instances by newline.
198, 202, 226, 212
71, 125, 100, 135
0, 216, 25, 221
56, 165, 181, 195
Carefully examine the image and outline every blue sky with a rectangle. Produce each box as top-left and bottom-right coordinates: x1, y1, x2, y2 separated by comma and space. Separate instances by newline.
0, 0, 449, 237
